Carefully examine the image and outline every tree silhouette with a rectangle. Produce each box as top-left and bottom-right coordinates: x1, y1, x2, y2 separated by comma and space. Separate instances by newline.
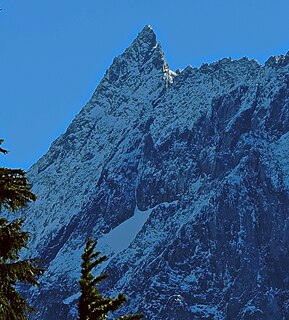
0, 139, 44, 319
78, 238, 143, 320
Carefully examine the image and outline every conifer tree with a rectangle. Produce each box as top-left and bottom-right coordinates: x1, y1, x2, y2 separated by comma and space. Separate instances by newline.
78, 238, 143, 320
0, 139, 44, 319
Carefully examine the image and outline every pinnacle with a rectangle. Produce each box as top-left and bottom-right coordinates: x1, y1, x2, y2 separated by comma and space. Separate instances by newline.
134, 24, 157, 48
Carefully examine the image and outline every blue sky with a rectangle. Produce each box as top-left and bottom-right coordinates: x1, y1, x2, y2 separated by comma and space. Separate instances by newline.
1, 0, 289, 169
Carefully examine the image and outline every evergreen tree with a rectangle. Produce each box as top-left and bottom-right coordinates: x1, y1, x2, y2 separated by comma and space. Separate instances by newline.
0, 139, 44, 319
78, 238, 143, 320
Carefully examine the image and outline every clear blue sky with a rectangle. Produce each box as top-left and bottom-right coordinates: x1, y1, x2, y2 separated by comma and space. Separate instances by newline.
1, 0, 289, 169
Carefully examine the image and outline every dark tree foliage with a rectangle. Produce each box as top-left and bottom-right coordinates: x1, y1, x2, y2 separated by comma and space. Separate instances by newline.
0, 139, 8, 155
0, 168, 36, 212
78, 238, 143, 320
0, 139, 44, 319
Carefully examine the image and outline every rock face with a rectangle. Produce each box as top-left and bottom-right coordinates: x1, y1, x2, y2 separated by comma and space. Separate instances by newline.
23, 25, 289, 319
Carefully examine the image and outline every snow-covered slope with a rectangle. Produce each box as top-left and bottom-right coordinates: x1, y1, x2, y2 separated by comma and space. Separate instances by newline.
24, 26, 289, 319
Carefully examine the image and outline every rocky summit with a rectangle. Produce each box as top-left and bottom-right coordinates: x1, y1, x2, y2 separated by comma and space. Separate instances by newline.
23, 25, 289, 319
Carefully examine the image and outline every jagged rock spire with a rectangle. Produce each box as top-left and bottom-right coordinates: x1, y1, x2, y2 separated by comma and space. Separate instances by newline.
132, 24, 157, 49
102, 24, 167, 86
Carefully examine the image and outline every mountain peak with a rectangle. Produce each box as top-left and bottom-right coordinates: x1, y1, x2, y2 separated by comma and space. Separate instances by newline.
124, 25, 158, 59
101, 25, 168, 86
134, 24, 157, 48
24, 27, 289, 320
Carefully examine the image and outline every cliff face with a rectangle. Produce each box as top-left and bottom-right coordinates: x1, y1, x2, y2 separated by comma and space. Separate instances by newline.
24, 26, 289, 319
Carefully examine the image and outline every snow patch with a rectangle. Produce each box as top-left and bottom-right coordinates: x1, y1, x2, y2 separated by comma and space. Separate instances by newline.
95, 206, 152, 273
63, 292, 81, 305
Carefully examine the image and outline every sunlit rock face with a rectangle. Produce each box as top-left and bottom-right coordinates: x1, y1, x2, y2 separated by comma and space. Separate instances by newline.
24, 25, 289, 319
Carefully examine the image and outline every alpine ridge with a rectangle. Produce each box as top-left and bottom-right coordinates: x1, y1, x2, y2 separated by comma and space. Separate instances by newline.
23, 25, 289, 319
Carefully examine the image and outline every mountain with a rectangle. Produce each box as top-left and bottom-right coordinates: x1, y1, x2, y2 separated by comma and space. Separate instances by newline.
23, 25, 289, 319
